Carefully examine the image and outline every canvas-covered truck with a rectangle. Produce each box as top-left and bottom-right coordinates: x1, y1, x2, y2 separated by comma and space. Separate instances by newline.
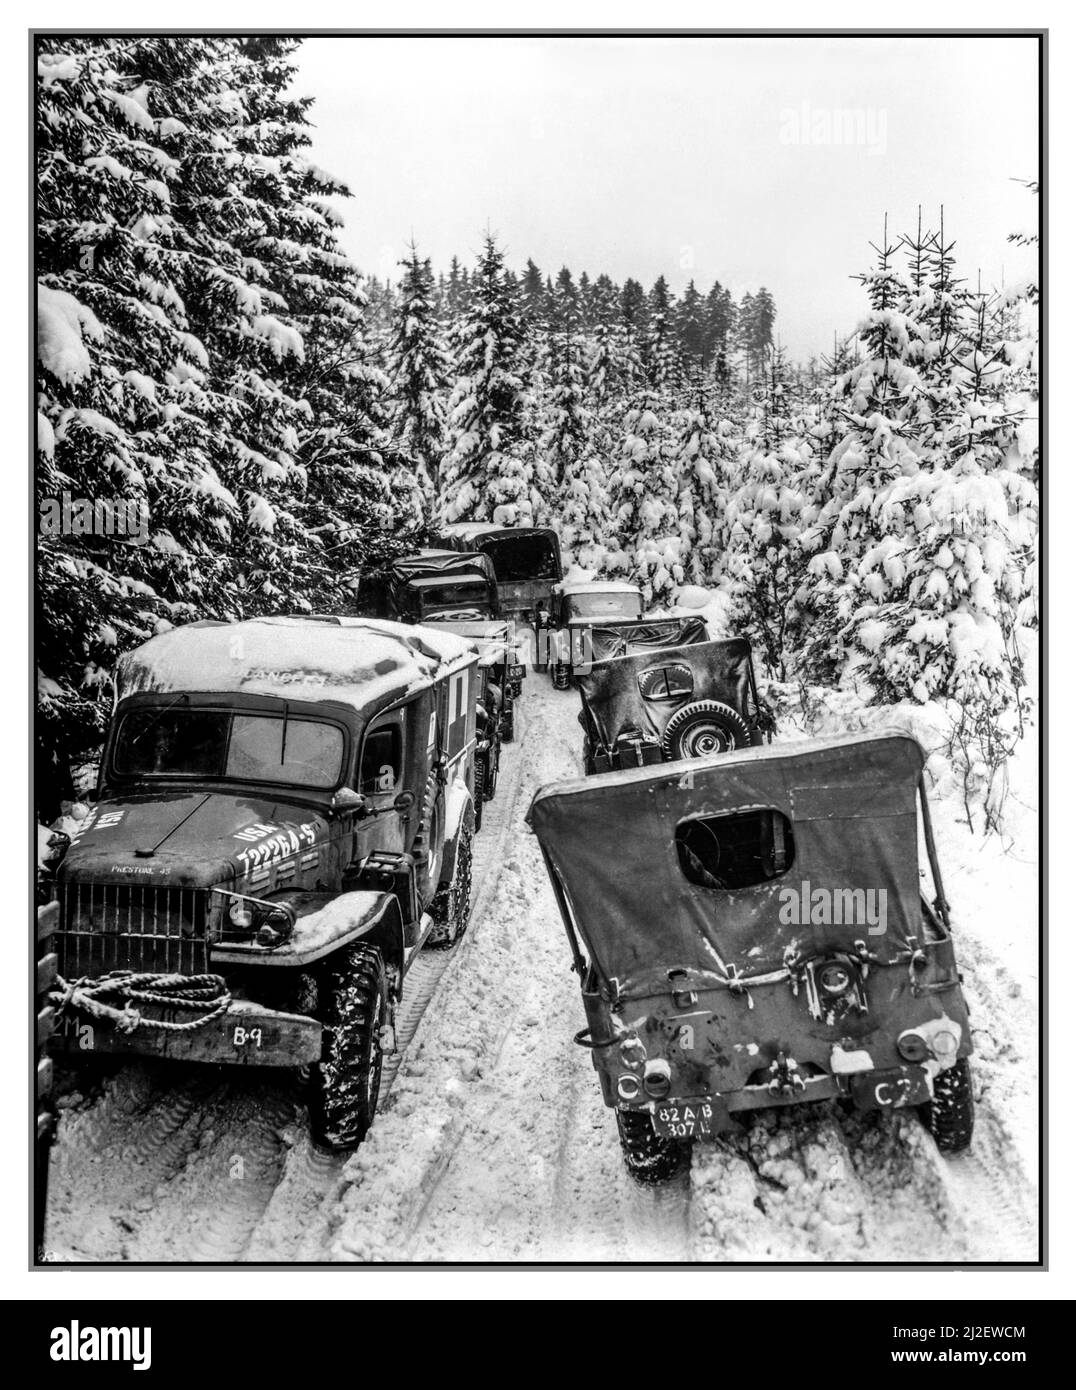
353, 549, 526, 825
433, 522, 563, 623
539, 580, 710, 690
529, 733, 975, 1183
575, 637, 775, 774
43, 616, 481, 1151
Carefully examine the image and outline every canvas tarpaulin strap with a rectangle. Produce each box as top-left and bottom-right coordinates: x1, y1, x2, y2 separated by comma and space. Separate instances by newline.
528, 732, 927, 996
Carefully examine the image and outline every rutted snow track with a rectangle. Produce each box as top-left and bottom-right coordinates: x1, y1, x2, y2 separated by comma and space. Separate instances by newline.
46, 679, 1038, 1263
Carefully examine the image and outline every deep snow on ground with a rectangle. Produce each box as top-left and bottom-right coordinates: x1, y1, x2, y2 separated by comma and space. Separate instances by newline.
45, 655, 1039, 1264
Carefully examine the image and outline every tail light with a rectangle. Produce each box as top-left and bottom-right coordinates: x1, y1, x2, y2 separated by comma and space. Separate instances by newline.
643, 1060, 671, 1099
897, 1030, 930, 1062
818, 961, 853, 996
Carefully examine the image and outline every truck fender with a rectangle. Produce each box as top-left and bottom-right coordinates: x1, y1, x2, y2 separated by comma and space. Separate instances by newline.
439, 769, 475, 887
213, 891, 405, 984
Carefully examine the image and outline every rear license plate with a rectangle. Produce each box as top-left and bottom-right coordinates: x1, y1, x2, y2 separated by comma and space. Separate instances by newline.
509, 664, 526, 680
650, 1097, 725, 1138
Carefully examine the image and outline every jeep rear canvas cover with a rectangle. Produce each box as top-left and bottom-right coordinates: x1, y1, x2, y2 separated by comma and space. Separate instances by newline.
576, 637, 757, 749
529, 733, 927, 993
585, 615, 709, 664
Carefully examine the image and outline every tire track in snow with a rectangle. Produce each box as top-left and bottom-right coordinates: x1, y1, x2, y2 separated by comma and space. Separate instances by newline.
331, 680, 694, 1263
246, 704, 530, 1261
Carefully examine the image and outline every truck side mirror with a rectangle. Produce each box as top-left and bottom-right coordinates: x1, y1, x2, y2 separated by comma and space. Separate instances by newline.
331, 786, 368, 816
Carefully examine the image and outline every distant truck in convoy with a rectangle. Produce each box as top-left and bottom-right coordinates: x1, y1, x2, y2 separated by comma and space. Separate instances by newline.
43, 616, 480, 1151
538, 579, 711, 689
432, 522, 563, 623
352, 549, 527, 827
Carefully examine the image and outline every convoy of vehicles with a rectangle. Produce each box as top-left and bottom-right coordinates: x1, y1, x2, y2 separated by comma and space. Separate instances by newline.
353, 548, 527, 828
42, 616, 480, 1150
530, 642, 974, 1182
37, 519, 979, 1206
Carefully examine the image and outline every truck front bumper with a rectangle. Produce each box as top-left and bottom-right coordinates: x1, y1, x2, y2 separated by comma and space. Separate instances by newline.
50, 999, 324, 1068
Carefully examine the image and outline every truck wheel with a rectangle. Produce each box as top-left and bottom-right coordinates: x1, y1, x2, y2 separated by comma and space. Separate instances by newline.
661, 700, 751, 760
552, 662, 570, 691
427, 814, 474, 949
615, 1109, 690, 1184
308, 942, 387, 1151
920, 1058, 975, 1154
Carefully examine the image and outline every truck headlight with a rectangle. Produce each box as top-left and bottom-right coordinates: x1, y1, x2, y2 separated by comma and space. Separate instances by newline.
256, 906, 295, 947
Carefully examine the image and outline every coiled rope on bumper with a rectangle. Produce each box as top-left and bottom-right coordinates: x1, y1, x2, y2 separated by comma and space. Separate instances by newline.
52, 971, 232, 1034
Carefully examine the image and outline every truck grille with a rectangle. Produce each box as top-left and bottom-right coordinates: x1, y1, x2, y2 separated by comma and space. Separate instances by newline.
54, 882, 208, 979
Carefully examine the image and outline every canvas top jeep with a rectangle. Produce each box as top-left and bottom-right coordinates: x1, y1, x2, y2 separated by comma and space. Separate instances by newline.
575, 637, 774, 774
529, 732, 974, 1182
539, 579, 710, 690
44, 615, 481, 1150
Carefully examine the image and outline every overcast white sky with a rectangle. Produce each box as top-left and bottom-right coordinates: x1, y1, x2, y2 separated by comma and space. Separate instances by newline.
291, 35, 1039, 360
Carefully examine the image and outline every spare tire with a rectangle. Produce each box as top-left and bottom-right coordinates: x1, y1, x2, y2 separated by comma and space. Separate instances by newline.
661, 700, 751, 761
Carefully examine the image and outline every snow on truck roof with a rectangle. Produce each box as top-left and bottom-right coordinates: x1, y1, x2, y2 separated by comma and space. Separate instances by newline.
115, 616, 478, 716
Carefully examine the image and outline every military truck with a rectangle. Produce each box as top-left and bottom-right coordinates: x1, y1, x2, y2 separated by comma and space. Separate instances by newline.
574, 638, 774, 774
353, 549, 526, 827
43, 616, 481, 1151
530, 731, 975, 1182
539, 580, 710, 689
433, 522, 563, 622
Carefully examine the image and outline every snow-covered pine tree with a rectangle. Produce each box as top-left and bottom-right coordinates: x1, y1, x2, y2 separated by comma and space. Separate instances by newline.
675, 280, 706, 377
439, 233, 536, 525
703, 280, 736, 395
540, 271, 606, 568
798, 221, 926, 685
607, 387, 683, 604
802, 218, 1032, 777
387, 243, 450, 505
35, 36, 408, 813
37, 36, 298, 802
646, 276, 681, 399
671, 366, 733, 588
207, 37, 419, 608
725, 347, 811, 677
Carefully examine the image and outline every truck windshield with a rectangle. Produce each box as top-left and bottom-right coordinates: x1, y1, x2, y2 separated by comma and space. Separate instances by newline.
419, 581, 490, 617
114, 707, 345, 789
480, 534, 559, 582
568, 591, 643, 620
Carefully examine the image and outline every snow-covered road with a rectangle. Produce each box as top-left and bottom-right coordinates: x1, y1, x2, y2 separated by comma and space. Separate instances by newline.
45, 676, 1038, 1263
